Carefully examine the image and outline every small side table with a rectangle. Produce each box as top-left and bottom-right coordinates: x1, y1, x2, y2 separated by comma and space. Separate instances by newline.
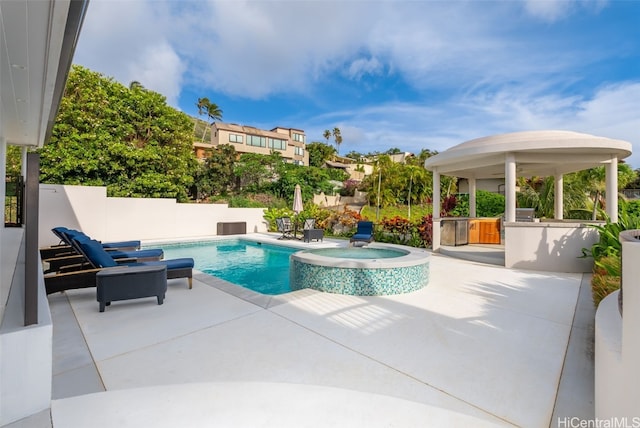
303, 228, 324, 243
96, 265, 167, 312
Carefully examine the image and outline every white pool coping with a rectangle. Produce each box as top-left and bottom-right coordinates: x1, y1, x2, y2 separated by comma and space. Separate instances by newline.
291, 242, 430, 269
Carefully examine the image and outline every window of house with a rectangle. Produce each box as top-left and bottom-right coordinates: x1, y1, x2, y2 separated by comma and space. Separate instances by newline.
247, 135, 266, 147
229, 134, 243, 143
294, 146, 304, 156
268, 138, 287, 150
293, 133, 305, 143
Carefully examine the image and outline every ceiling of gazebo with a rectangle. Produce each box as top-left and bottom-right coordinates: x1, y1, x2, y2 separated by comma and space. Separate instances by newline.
423, 130, 633, 179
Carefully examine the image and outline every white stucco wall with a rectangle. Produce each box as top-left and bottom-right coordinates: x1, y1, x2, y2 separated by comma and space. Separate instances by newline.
0, 231, 52, 426
594, 291, 623, 419
39, 184, 268, 247
595, 230, 640, 418
504, 221, 598, 273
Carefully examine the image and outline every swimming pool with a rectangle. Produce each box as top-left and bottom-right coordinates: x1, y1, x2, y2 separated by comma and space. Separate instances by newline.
151, 240, 298, 295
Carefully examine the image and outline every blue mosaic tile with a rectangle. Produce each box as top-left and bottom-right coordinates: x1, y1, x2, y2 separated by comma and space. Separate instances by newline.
290, 259, 429, 296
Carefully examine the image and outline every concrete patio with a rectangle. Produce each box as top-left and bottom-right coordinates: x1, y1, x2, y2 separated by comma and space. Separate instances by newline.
21, 235, 594, 427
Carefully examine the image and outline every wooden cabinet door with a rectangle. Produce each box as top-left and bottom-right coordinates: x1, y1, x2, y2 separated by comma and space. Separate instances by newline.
478, 219, 501, 244
468, 220, 480, 244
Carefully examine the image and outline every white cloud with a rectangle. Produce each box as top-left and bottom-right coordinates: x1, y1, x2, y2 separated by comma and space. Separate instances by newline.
75, 0, 613, 102
73, 0, 639, 166
73, 0, 186, 104
523, 0, 608, 22
126, 43, 185, 105
302, 79, 640, 168
347, 57, 384, 81
523, 0, 573, 22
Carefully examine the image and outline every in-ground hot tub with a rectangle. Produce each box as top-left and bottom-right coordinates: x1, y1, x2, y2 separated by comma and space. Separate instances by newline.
289, 243, 430, 296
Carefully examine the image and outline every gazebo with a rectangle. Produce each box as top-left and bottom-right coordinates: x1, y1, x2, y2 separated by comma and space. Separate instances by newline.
424, 130, 633, 272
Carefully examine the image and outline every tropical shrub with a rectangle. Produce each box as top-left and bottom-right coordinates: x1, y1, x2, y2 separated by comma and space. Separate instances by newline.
339, 179, 360, 197
591, 255, 621, 307
581, 203, 640, 260
416, 215, 434, 248
375, 216, 413, 245
263, 207, 296, 231
321, 206, 364, 236
582, 200, 640, 306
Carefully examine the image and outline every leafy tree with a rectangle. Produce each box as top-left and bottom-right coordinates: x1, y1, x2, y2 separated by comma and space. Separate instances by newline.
306, 142, 336, 167
234, 151, 281, 191
5, 145, 22, 178
624, 168, 640, 189
39, 65, 197, 202
571, 164, 636, 220
344, 150, 364, 161
415, 149, 437, 165
194, 144, 236, 199
270, 164, 338, 204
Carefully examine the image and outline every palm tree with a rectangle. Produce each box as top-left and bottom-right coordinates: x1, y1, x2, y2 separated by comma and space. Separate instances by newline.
195, 97, 210, 135
323, 130, 332, 144
202, 102, 223, 143
332, 127, 342, 156
129, 81, 144, 90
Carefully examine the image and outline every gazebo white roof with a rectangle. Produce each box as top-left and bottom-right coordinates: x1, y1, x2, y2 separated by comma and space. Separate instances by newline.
424, 130, 632, 178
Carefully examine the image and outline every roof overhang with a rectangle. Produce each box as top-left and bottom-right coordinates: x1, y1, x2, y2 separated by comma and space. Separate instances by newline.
424, 130, 633, 178
0, 0, 89, 148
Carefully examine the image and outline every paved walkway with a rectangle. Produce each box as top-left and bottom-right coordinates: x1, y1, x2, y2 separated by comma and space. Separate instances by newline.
35, 237, 594, 427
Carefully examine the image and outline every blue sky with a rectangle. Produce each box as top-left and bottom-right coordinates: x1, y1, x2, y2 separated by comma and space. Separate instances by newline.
73, 0, 640, 167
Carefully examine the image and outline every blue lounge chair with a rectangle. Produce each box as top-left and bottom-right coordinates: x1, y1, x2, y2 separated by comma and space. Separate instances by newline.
54, 227, 141, 250
44, 237, 194, 295
350, 221, 374, 245
42, 227, 164, 272
41, 227, 143, 259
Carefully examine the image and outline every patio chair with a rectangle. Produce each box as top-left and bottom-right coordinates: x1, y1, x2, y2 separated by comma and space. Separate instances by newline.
44, 237, 194, 295
302, 219, 324, 243
41, 227, 143, 259
350, 221, 374, 246
41, 227, 164, 272
276, 217, 294, 240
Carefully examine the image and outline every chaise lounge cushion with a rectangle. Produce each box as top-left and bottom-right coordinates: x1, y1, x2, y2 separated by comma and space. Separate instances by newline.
59, 227, 141, 250
76, 237, 194, 285
135, 258, 195, 271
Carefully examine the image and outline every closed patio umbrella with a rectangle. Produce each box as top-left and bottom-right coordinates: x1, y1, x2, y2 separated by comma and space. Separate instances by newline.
293, 184, 303, 214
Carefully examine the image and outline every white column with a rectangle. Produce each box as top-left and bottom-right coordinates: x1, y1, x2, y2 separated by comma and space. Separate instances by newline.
468, 177, 477, 218
432, 169, 441, 251
554, 174, 563, 220
606, 156, 618, 223
505, 153, 516, 222
21, 146, 28, 176
432, 170, 441, 219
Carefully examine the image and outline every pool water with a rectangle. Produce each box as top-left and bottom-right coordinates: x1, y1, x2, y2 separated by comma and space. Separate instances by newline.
308, 247, 406, 259
150, 240, 298, 295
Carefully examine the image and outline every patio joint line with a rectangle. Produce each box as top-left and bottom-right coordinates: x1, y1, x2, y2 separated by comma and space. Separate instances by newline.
64, 292, 107, 390
267, 307, 518, 427
94, 309, 265, 364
